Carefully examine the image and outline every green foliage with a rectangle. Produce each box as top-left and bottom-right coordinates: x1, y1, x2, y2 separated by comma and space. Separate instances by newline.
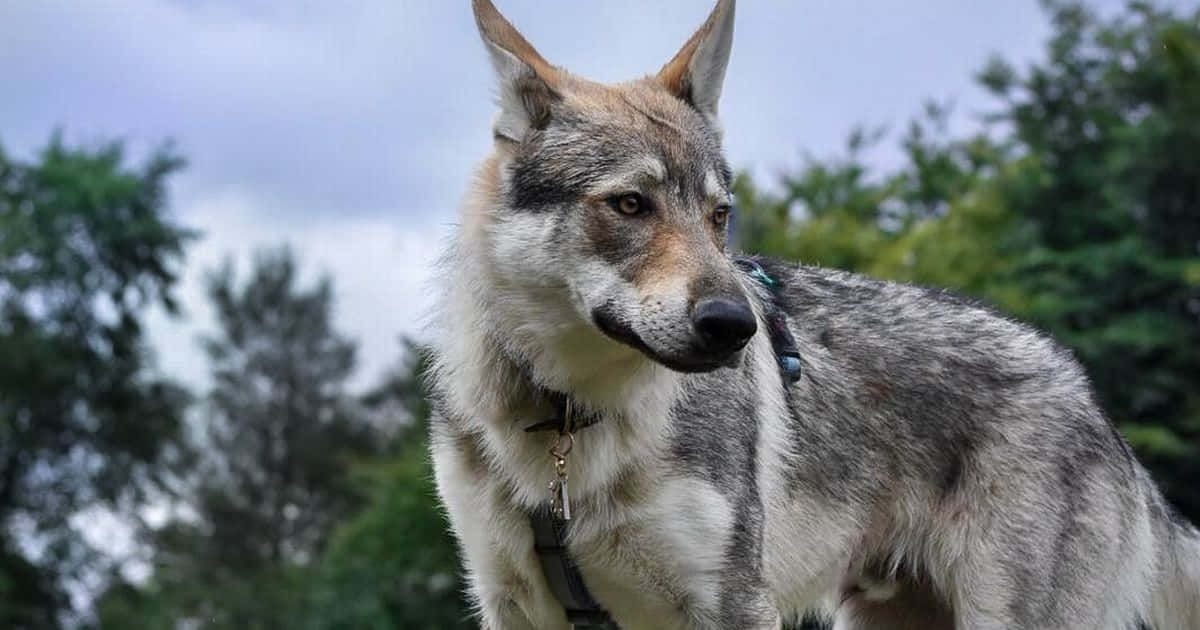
1006, 0, 1200, 516
306, 446, 471, 630
0, 135, 194, 627
91, 580, 174, 630
0, 542, 65, 629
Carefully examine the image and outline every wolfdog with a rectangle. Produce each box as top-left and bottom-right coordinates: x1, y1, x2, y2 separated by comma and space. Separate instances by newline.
426, 1, 1200, 628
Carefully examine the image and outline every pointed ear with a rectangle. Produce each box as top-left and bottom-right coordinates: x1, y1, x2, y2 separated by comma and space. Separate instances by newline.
656, 0, 735, 122
473, 0, 561, 142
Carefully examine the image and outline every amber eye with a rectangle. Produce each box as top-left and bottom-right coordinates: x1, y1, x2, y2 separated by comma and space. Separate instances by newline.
713, 204, 732, 227
610, 193, 646, 216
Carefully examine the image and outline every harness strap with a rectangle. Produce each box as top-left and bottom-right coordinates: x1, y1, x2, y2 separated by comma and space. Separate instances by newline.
527, 398, 619, 629
734, 257, 804, 382
529, 505, 618, 628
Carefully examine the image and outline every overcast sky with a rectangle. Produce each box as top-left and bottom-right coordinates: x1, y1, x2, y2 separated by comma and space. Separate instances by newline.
1, 0, 1076, 391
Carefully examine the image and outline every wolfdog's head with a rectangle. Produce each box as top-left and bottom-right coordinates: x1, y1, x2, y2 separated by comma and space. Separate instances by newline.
466, 0, 752, 375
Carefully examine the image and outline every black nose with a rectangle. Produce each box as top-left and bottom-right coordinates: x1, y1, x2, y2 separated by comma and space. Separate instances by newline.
692, 298, 757, 353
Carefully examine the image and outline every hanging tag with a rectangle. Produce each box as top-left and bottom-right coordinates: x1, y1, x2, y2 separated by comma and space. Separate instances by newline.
557, 477, 571, 521
548, 431, 574, 521
549, 473, 571, 521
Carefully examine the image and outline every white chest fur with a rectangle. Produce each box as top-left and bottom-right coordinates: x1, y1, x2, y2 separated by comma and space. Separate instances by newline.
432, 424, 741, 630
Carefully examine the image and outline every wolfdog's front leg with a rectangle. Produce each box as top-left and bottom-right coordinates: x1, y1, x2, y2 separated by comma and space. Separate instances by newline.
569, 475, 782, 630
431, 439, 570, 630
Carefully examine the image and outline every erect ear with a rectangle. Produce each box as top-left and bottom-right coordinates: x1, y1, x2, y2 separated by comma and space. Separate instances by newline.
473, 0, 562, 142
655, 0, 735, 123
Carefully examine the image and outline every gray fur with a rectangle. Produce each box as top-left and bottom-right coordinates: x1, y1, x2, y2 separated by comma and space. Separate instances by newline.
428, 2, 1200, 628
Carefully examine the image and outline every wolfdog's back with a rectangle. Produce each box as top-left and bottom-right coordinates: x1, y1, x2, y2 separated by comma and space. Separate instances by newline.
754, 258, 1200, 628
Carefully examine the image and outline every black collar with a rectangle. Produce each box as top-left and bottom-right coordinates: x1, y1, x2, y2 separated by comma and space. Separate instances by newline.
523, 390, 603, 434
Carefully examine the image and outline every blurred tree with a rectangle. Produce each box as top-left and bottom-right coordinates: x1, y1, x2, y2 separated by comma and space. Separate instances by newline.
305, 340, 473, 630
124, 247, 383, 629
0, 136, 194, 628
980, 0, 1200, 516
90, 579, 172, 630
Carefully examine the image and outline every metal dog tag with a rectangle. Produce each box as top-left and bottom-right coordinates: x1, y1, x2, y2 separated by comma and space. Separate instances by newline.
556, 477, 571, 520
550, 477, 571, 521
